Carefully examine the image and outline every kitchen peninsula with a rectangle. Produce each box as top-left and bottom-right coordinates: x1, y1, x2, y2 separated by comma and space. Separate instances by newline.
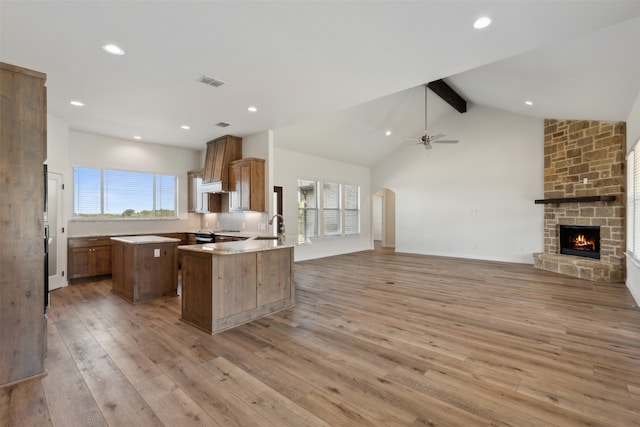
179, 239, 294, 334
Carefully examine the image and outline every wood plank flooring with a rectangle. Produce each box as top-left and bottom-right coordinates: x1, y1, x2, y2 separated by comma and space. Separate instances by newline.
2, 250, 640, 426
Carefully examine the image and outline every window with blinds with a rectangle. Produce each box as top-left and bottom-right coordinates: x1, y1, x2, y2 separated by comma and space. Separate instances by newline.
73, 167, 177, 219
323, 182, 341, 236
297, 178, 361, 243
297, 179, 318, 244
343, 184, 360, 235
627, 141, 640, 261
627, 150, 634, 254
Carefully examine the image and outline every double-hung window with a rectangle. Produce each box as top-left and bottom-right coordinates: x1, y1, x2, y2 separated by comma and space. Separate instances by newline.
343, 184, 360, 235
627, 142, 640, 260
297, 178, 361, 243
297, 179, 319, 243
323, 182, 341, 236
74, 167, 177, 219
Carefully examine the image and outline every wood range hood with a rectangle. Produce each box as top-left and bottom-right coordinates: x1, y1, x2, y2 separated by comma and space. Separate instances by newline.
202, 135, 242, 193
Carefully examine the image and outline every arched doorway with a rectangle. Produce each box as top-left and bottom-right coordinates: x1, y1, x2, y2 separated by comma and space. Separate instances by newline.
372, 188, 396, 250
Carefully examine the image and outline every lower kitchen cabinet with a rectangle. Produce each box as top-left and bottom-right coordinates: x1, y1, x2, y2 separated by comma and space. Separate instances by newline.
68, 237, 113, 281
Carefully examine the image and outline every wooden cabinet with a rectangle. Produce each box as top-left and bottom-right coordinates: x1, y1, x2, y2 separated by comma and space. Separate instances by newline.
0, 62, 47, 387
111, 236, 179, 304
229, 158, 265, 212
188, 169, 224, 213
68, 237, 113, 281
202, 135, 242, 189
180, 245, 294, 335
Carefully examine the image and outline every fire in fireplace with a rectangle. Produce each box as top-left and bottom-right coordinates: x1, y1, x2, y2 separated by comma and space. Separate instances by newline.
559, 225, 600, 260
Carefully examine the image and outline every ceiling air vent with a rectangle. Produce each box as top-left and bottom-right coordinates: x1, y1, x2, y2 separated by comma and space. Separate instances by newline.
198, 75, 226, 87
216, 122, 230, 128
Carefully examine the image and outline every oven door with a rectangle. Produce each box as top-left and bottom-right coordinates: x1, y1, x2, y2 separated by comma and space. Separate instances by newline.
194, 233, 215, 244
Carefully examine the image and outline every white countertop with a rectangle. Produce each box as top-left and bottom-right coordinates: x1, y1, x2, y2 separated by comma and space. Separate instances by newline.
178, 239, 291, 255
111, 235, 181, 244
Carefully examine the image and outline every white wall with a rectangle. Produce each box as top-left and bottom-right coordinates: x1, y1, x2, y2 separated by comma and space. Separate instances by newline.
46, 114, 71, 288
372, 105, 544, 264
66, 131, 201, 236
625, 90, 640, 305
273, 147, 372, 261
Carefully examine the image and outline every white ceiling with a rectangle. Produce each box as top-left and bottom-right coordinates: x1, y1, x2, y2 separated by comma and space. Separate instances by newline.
2, 1, 640, 167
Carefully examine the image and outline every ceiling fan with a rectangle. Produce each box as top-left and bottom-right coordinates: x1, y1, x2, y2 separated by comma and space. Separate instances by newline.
406, 85, 459, 150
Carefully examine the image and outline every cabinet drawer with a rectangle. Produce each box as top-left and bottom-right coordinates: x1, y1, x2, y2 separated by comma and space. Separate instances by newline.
68, 237, 112, 248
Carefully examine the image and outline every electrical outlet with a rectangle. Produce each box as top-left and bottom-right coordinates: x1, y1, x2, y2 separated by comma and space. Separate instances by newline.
154, 249, 160, 257
242, 222, 246, 230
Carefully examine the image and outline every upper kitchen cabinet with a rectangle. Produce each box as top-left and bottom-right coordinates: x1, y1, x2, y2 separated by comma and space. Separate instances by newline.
0, 62, 47, 387
229, 158, 265, 212
188, 169, 225, 213
202, 135, 242, 190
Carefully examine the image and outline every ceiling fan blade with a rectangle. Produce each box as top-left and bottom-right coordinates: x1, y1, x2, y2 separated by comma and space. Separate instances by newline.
432, 139, 459, 144
429, 133, 446, 141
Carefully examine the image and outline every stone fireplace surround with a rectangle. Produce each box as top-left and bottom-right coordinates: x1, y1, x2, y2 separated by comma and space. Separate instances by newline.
533, 119, 626, 283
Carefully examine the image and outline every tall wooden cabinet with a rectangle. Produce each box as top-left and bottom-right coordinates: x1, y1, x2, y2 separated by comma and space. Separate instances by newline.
229, 158, 265, 212
0, 62, 48, 387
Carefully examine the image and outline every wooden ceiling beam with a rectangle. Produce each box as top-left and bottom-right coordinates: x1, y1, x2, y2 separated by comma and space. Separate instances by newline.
427, 79, 467, 113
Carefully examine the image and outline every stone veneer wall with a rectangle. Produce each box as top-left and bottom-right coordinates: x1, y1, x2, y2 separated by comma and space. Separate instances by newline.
533, 119, 626, 282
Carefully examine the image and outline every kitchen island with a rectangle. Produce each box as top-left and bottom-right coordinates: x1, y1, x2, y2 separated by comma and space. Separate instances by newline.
111, 235, 180, 304
179, 239, 294, 334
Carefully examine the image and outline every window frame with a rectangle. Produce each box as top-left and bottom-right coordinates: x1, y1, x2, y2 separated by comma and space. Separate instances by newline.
322, 181, 342, 237
297, 178, 319, 244
627, 139, 640, 263
297, 177, 361, 244
73, 166, 178, 220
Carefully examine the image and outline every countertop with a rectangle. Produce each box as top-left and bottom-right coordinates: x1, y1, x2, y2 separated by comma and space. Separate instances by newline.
178, 239, 291, 255
190, 230, 278, 240
111, 235, 181, 244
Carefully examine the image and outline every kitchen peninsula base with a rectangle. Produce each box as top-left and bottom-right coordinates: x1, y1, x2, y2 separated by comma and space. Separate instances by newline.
179, 241, 294, 334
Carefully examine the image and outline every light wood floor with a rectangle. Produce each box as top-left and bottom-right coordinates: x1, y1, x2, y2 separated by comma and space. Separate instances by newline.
2, 251, 640, 426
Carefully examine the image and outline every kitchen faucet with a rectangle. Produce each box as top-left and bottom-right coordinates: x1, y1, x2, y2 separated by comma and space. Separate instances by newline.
268, 214, 286, 243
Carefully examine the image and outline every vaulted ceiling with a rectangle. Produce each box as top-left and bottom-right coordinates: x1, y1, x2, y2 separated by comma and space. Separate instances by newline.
2, 1, 639, 167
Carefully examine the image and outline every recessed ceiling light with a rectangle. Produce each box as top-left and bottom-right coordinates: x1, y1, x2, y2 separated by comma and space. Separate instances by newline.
385, 130, 392, 136
181, 125, 190, 130
102, 44, 125, 55
473, 16, 492, 29
70, 100, 85, 107
525, 101, 533, 106
133, 135, 142, 140
248, 106, 257, 112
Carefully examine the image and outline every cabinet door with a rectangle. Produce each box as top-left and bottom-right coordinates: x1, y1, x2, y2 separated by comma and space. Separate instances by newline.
229, 160, 252, 211
93, 245, 112, 276
257, 248, 292, 306
69, 247, 91, 279
187, 171, 196, 213
217, 253, 257, 318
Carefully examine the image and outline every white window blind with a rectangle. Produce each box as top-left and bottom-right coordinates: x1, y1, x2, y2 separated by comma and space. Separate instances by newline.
74, 167, 101, 217
634, 147, 640, 257
627, 150, 634, 253
343, 184, 360, 235
297, 179, 318, 243
323, 182, 341, 236
74, 167, 177, 219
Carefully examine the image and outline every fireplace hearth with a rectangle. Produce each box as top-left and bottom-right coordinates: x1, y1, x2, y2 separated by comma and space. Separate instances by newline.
559, 225, 600, 260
